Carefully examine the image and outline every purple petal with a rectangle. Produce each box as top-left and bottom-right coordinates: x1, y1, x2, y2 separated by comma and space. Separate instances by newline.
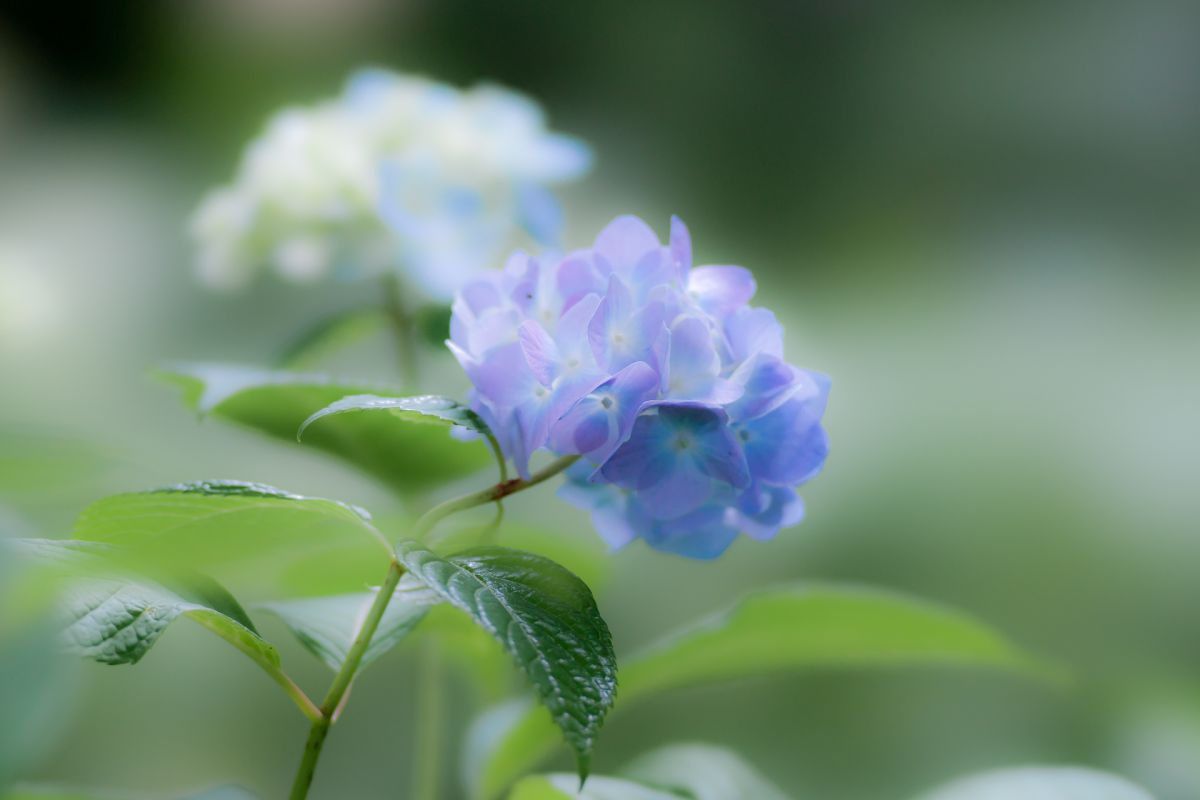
593, 215, 661, 274
518, 320, 559, 386
669, 215, 692, 278
688, 266, 756, 316
724, 306, 784, 363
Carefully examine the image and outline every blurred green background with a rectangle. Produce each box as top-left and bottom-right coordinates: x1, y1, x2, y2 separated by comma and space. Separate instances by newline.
2, 1, 1199, 798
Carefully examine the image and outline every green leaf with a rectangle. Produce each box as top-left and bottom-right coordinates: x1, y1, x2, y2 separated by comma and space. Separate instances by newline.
620, 744, 791, 800
396, 542, 616, 782
277, 308, 388, 370
466, 583, 1053, 799
259, 584, 436, 672
508, 775, 682, 800
9, 540, 287, 694
157, 364, 493, 494
298, 394, 493, 441
0, 552, 78, 791
72, 480, 390, 598
916, 766, 1154, 800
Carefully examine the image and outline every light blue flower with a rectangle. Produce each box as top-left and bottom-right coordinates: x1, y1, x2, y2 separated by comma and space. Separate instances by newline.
451, 215, 829, 558
191, 69, 591, 299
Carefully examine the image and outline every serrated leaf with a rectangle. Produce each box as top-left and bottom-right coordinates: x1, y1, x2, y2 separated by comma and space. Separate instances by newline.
620, 743, 791, 800
157, 364, 493, 494
466, 583, 1053, 799
258, 584, 436, 672
298, 394, 493, 441
508, 775, 683, 800
72, 481, 390, 598
277, 308, 388, 370
916, 766, 1154, 800
396, 542, 616, 782
9, 540, 289, 700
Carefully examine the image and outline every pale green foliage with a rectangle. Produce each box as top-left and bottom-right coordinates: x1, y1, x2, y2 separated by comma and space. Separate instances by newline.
396, 542, 617, 781
621, 744, 791, 800
508, 775, 682, 800
916, 766, 1154, 800
259, 585, 436, 672
465, 583, 1051, 799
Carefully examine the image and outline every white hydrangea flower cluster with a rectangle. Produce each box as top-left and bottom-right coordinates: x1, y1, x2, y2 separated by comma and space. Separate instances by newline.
190, 69, 591, 299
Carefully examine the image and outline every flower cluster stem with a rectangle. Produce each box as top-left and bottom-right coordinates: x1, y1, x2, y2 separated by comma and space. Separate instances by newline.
286, 453, 579, 799
382, 272, 419, 390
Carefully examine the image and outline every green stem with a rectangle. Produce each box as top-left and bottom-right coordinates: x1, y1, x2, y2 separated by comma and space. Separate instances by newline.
289, 559, 405, 800
286, 453, 579, 799
382, 272, 419, 390
411, 639, 445, 800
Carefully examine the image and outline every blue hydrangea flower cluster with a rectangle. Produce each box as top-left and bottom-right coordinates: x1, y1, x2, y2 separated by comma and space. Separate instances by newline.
449, 215, 829, 558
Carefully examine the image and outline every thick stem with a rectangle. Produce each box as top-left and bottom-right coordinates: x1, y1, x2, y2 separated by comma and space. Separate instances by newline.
381, 272, 419, 390
286, 453, 579, 799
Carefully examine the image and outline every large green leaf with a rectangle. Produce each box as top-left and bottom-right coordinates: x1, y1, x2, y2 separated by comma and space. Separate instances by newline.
420, 523, 612, 702
396, 542, 616, 782
158, 364, 492, 494
466, 583, 1052, 799
9, 540, 290, 699
916, 766, 1153, 800
508, 775, 681, 800
72, 480, 390, 598
258, 584, 436, 672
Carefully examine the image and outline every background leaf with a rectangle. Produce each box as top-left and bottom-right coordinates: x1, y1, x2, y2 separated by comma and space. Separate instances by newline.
915, 765, 1154, 800
507, 775, 682, 800
277, 308, 388, 370
0, 550, 79, 792
396, 542, 617, 783
466, 583, 1052, 799
72, 480, 390, 598
620, 743, 791, 800
158, 364, 493, 495
258, 584, 435, 672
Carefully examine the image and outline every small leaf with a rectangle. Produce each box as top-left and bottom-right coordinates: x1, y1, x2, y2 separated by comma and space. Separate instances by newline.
277, 308, 388, 370
466, 583, 1053, 799
259, 584, 436, 672
9, 540, 285, 690
916, 766, 1154, 800
508, 775, 682, 800
620, 743, 791, 800
72, 481, 390, 598
157, 364, 493, 494
396, 542, 617, 782
299, 394, 493, 441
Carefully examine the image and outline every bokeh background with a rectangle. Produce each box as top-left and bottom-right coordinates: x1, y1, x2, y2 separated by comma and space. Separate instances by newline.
2, 2, 1199, 798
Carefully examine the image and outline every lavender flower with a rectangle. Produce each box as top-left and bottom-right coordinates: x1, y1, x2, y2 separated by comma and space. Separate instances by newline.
450, 216, 829, 558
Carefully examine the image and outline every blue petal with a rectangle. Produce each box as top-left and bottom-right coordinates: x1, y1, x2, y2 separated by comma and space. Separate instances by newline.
516, 183, 564, 246
641, 503, 739, 559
